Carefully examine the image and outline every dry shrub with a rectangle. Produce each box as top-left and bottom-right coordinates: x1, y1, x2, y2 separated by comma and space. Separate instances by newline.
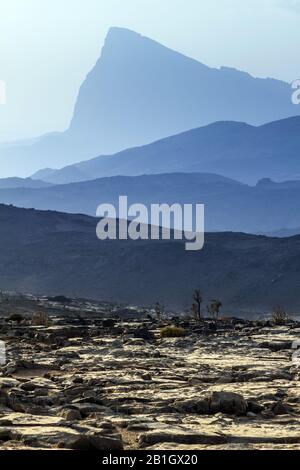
160, 326, 187, 338
8, 313, 24, 323
31, 311, 51, 327
272, 305, 289, 326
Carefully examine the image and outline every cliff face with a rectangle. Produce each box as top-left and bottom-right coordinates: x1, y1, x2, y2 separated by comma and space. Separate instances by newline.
68, 27, 299, 157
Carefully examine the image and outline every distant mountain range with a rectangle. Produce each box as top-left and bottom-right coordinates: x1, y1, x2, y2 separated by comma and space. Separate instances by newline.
2, 173, 300, 234
30, 116, 300, 186
1, 203, 300, 312
1, 27, 300, 316
0, 177, 52, 189
1, 27, 299, 177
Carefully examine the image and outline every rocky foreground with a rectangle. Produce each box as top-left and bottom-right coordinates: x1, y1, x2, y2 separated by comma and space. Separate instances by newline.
0, 294, 300, 451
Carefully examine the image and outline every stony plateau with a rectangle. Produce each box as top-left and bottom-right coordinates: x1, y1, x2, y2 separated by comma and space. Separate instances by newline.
0, 293, 299, 451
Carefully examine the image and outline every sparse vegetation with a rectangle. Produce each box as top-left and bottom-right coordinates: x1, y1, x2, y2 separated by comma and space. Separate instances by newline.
207, 299, 222, 320
272, 305, 289, 325
31, 311, 51, 327
160, 326, 187, 338
8, 313, 24, 323
155, 302, 165, 322
193, 289, 203, 323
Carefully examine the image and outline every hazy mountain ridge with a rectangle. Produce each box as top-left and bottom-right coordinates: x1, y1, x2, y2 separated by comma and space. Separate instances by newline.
33, 116, 300, 186
4, 173, 300, 233
1, 203, 300, 311
0, 177, 52, 189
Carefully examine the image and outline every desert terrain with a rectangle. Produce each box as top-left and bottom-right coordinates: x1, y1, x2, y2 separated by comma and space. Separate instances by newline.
0, 292, 299, 451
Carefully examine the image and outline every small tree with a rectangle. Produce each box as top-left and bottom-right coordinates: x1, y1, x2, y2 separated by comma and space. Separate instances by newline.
272, 305, 288, 325
193, 290, 203, 323
191, 303, 199, 324
208, 299, 222, 321
155, 302, 165, 322
31, 311, 51, 327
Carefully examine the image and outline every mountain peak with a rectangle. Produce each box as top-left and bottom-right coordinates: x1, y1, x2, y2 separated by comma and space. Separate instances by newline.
67, 25, 299, 163
100, 26, 179, 61
106, 26, 143, 39
1, 27, 299, 176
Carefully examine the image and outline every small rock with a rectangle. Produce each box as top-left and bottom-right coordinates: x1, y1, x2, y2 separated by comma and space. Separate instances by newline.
20, 382, 38, 392
67, 402, 107, 417
261, 409, 275, 419
247, 400, 264, 414
61, 409, 82, 421
98, 421, 115, 431
64, 386, 86, 398
210, 392, 247, 416
216, 376, 233, 384
173, 399, 210, 415
72, 376, 84, 384
110, 339, 123, 349
141, 373, 152, 381
259, 341, 292, 352
275, 389, 288, 399
272, 401, 291, 416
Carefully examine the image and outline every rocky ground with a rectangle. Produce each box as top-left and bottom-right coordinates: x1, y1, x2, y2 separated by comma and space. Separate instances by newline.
0, 292, 300, 451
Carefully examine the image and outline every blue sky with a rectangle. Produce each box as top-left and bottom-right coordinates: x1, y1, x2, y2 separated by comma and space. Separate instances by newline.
0, 0, 299, 143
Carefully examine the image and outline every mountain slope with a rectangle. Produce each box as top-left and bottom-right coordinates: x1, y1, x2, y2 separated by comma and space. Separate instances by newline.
1, 204, 300, 312
1, 27, 299, 177
2, 173, 300, 233
34, 117, 300, 185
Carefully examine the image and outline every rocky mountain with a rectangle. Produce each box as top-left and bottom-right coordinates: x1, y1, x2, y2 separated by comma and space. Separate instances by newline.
1, 203, 300, 312
1, 27, 299, 177
3, 173, 300, 234
34, 116, 300, 186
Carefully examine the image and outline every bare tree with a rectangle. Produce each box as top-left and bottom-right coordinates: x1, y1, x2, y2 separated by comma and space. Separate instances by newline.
208, 299, 222, 321
190, 303, 197, 323
155, 302, 165, 322
193, 290, 203, 323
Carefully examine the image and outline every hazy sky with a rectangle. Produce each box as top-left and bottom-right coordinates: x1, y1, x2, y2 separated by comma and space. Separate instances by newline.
0, 0, 299, 142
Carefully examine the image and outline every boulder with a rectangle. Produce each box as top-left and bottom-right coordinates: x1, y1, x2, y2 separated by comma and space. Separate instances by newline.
259, 341, 292, 352
173, 399, 210, 415
68, 432, 123, 450
61, 409, 82, 421
210, 392, 247, 416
